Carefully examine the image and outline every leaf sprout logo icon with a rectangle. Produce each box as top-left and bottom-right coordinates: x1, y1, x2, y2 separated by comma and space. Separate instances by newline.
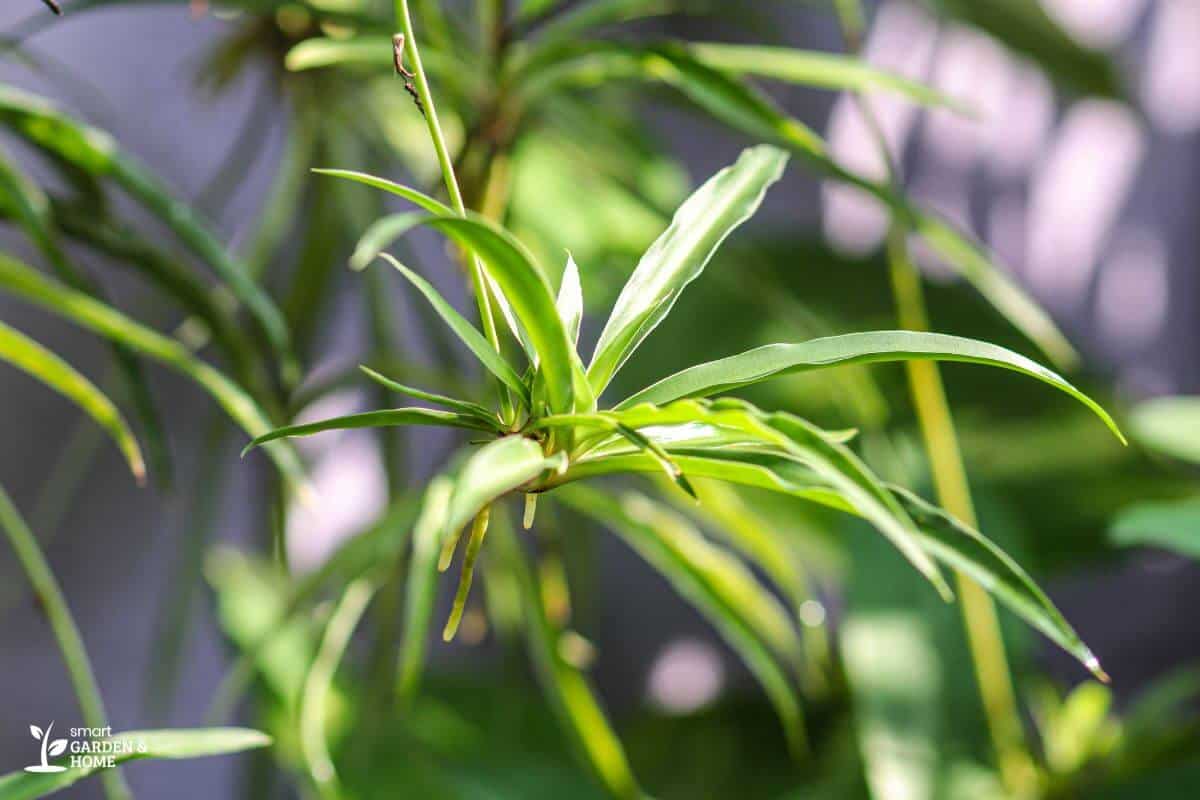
25, 722, 68, 773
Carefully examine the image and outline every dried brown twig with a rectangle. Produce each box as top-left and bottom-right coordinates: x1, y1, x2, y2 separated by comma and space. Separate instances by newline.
392, 34, 426, 118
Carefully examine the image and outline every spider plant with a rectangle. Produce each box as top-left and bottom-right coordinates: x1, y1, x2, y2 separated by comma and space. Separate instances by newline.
233, 17, 1124, 783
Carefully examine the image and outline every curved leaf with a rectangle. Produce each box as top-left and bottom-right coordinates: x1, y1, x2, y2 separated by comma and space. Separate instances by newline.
490, 515, 643, 799
689, 42, 971, 114
0, 728, 272, 800
443, 436, 566, 539
602, 399, 950, 598
359, 366, 499, 426
243, 408, 496, 455
588, 144, 788, 394
517, 40, 1077, 367
0, 320, 145, 482
376, 253, 530, 408
0, 253, 306, 494
397, 478, 453, 704
556, 253, 584, 346
0, 86, 292, 367
561, 484, 808, 757
617, 330, 1124, 442
420, 216, 585, 414
314, 168, 455, 215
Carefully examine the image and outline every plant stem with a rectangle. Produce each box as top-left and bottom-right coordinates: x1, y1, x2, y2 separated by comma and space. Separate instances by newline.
887, 230, 1034, 795
831, 10, 1035, 786
394, 0, 500, 355
0, 484, 133, 800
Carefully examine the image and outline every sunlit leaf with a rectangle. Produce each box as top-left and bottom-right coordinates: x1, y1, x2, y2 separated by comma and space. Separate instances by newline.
376, 253, 530, 408
444, 436, 566, 540
0, 728, 271, 800
556, 253, 584, 346
0, 319, 145, 482
561, 484, 809, 757
0, 253, 306, 494
0, 86, 292, 367
588, 144, 788, 393
242, 408, 497, 455
398, 478, 453, 704
689, 42, 971, 113
616, 330, 1123, 442
359, 365, 499, 426
490, 514, 643, 799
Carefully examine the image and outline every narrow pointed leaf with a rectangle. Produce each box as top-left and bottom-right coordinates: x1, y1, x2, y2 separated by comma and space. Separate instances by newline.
418, 216, 584, 414
519, 41, 1077, 366
443, 436, 566, 539
617, 330, 1123, 442
561, 485, 808, 757
359, 366, 499, 425
315, 168, 455, 215
689, 42, 971, 114
556, 253, 584, 346
0, 728, 271, 800
0, 320, 145, 482
0, 86, 292, 365
606, 399, 950, 598
888, 484, 1106, 680
0, 253, 306, 493
398, 478, 453, 703
588, 144, 788, 393
243, 408, 495, 455
377, 253, 530, 408
490, 517, 643, 799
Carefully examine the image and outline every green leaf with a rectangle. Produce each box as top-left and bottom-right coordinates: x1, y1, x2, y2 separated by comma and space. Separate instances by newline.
418, 216, 585, 414
1128, 396, 1200, 465
616, 330, 1124, 442
688, 42, 971, 114
519, 40, 1077, 367
0, 86, 292, 368
0, 253, 306, 494
398, 478, 453, 704
561, 484, 808, 758
490, 514, 644, 799
314, 168, 455, 215
556, 253, 584, 346
929, 0, 1122, 99
243, 408, 497, 455
1110, 500, 1200, 560
0, 320, 145, 483
443, 436, 566, 539
376, 253, 530, 408
889, 484, 1105, 680
0, 728, 271, 800
603, 399, 950, 599
588, 144, 788, 393
359, 366, 499, 426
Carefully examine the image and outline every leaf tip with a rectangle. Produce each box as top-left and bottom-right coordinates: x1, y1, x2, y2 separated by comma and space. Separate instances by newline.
1085, 652, 1111, 684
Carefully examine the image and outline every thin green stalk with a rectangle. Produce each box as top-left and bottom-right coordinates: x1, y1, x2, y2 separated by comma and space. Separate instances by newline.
0, 484, 133, 800
832, 13, 1035, 792
887, 234, 1034, 795
393, 0, 501, 358
301, 577, 378, 800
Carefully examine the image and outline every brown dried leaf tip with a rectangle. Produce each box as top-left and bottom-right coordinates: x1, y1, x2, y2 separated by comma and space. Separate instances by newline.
392, 33, 425, 118
40, 0, 62, 15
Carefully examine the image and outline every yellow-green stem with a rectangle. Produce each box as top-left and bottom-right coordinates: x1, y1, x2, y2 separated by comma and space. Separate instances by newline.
394, 0, 506, 390
0, 484, 133, 800
887, 229, 1034, 795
